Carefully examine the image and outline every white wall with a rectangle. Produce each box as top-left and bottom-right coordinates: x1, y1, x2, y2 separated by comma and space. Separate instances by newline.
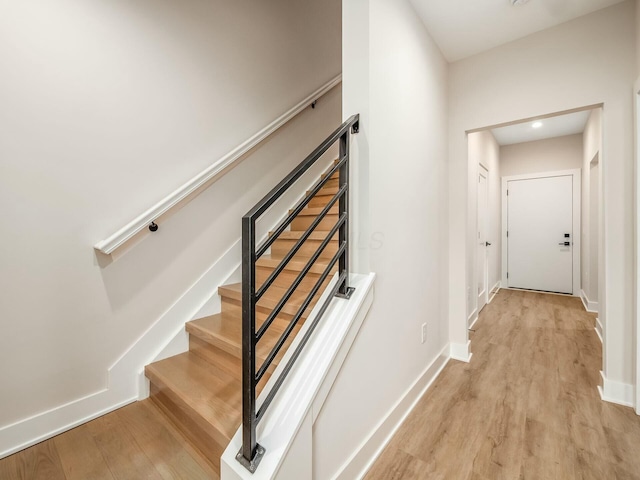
582, 110, 603, 306
467, 131, 501, 321
636, 0, 640, 75
450, 1, 635, 390
635, 0, 640, 414
0, 0, 341, 435
314, 0, 450, 477
500, 134, 583, 177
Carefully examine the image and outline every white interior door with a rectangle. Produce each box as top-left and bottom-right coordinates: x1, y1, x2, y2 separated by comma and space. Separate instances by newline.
507, 175, 573, 294
477, 167, 489, 312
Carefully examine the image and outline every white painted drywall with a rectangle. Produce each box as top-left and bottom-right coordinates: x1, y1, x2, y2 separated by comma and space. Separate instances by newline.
468, 130, 501, 322
500, 134, 583, 178
450, 1, 635, 387
314, 0, 450, 477
582, 109, 603, 307
0, 0, 340, 436
342, 0, 371, 276
487, 138, 502, 295
636, 0, 640, 75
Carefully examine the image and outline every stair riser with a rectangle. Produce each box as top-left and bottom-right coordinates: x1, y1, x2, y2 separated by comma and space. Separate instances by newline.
291, 214, 339, 231
222, 297, 307, 322
189, 329, 293, 376
307, 194, 335, 207
148, 384, 226, 473
320, 177, 338, 189
188, 336, 242, 377
271, 238, 338, 259
256, 267, 325, 291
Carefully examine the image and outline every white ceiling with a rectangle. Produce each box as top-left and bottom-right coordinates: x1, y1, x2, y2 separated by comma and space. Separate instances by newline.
409, 0, 626, 62
490, 110, 591, 146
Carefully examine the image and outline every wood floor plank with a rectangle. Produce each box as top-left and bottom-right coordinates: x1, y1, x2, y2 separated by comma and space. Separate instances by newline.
0, 452, 19, 480
85, 409, 164, 480
53, 422, 116, 480
116, 401, 214, 480
1, 440, 67, 480
365, 447, 439, 480
365, 289, 640, 480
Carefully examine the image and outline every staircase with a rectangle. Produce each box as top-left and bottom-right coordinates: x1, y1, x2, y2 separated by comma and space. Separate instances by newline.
144, 164, 339, 474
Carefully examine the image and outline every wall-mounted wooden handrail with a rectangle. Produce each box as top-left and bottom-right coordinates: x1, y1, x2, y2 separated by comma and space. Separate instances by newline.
93, 74, 342, 255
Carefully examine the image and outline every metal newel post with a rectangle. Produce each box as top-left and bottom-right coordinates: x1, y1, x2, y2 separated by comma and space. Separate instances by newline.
237, 215, 265, 472
337, 128, 354, 299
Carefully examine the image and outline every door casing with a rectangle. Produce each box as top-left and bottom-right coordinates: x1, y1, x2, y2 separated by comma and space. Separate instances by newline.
477, 165, 489, 312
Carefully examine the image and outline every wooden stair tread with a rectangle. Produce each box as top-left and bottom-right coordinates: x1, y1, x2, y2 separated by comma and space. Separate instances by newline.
145, 352, 242, 444
255, 254, 333, 275
290, 206, 338, 216
186, 313, 301, 367
321, 171, 339, 179
144, 158, 343, 476
307, 185, 338, 196
273, 230, 337, 241
219, 281, 322, 315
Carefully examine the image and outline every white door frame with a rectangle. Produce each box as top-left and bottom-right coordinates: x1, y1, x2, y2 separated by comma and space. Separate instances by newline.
634, 81, 640, 415
501, 169, 581, 296
477, 165, 489, 312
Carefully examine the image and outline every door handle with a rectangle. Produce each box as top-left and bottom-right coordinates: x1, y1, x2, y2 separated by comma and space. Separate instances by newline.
559, 242, 570, 246
486, 242, 491, 246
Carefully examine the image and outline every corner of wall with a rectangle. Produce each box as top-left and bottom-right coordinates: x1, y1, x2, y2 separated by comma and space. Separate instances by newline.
598, 371, 634, 407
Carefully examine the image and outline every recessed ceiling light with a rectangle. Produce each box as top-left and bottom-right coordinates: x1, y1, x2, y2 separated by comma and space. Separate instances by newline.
511, 0, 531, 5
532, 121, 543, 129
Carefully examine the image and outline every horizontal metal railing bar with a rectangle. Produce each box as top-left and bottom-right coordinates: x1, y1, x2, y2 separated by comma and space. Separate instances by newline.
254, 156, 346, 260
243, 115, 358, 222
255, 214, 347, 343
254, 185, 347, 302
255, 241, 346, 383
239, 113, 358, 472
256, 269, 348, 423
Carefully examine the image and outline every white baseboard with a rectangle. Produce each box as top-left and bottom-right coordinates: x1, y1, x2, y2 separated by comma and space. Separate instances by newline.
450, 340, 472, 363
0, 383, 136, 459
598, 371, 634, 407
467, 309, 478, 329
0, 241, 241, 460
580, 289, 599, 313
333, 345, 450, 480
594, 317, 603, 344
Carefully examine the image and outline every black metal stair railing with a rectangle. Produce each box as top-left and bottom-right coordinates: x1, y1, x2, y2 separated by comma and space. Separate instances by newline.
236, 114, 359, 472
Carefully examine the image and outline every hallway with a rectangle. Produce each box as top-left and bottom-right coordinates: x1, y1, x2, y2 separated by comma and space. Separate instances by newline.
366, 289, 640, 479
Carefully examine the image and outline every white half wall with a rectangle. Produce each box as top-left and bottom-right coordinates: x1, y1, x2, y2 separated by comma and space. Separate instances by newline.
329, 0, 450, 477
449, 1, 635, 389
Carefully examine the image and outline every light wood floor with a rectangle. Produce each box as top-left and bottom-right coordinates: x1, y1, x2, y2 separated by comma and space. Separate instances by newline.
0, 400, 217, 480
4, 289, 640, 479
366, 289, 640, 480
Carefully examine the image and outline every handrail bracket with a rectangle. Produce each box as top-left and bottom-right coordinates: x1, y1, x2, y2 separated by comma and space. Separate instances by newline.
235, 444, 265, 473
